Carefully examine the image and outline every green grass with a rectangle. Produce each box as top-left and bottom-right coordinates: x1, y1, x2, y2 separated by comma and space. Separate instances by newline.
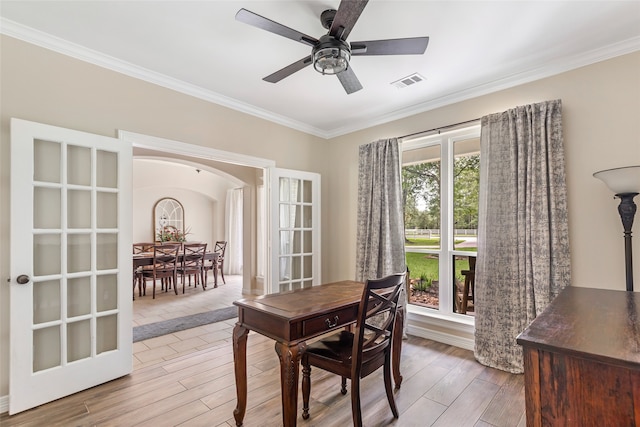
405, 238, 467, 247
405, 252, 476, 282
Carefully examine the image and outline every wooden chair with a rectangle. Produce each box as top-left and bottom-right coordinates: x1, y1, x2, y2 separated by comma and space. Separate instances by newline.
140, 244, 180, 299
214, 240, 227, 284
205, 240, 227, 287
301, 273, 405, 427
133, 243, 155, 297
177, 242, 207, 293
460, 255, 476, 314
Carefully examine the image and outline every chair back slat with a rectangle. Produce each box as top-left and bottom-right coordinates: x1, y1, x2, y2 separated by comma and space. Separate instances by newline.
352, 273, 405, 378
133, 242, 155, 254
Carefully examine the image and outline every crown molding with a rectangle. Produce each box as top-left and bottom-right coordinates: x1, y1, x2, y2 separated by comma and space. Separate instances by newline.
2, 17, 639, 140
325, 35, 640, 138
0, 18, 328, 138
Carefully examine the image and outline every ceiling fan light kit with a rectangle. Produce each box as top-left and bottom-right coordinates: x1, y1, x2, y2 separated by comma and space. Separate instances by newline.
236, 0, 429, 94
312, 35, 351, 75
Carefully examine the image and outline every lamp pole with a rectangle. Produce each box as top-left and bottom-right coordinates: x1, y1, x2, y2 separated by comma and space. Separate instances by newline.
616, 192, 638, 292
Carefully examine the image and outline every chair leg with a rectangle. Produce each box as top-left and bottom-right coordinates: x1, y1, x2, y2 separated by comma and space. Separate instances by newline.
350, 377, 363, 427
220, 264, 225, 284
384, 355, 399, 418
302, 362, 311, 420
341, 377, 347, 395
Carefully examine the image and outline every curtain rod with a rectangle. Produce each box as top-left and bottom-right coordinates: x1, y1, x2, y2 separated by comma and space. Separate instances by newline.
398, 117, 481, 140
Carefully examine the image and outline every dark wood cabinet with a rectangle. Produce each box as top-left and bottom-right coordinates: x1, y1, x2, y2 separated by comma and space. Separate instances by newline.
517, 286, 640, 426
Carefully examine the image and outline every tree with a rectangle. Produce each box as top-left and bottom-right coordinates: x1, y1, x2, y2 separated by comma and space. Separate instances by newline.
402, 154, 480, 231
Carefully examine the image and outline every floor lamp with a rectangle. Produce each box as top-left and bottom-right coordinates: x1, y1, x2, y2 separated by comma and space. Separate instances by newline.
593, 165, 640, 292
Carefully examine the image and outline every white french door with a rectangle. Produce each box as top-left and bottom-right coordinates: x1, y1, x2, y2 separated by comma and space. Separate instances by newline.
269, 168, 321, 293
9, 119, 133, 414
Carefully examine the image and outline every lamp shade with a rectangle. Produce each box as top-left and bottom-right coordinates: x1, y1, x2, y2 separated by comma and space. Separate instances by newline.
593, 165, 640, 194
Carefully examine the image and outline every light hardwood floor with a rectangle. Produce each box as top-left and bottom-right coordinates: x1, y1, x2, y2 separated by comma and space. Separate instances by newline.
2, 275, 526, 426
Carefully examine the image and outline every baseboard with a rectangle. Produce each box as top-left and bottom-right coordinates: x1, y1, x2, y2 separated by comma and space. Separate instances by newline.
407, 322, 475, 351
0, 394, 8, 414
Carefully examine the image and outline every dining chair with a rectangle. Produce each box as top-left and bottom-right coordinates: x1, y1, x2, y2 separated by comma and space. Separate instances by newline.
214, 240, 227, 284
301, 272, 405, 427
132, 243, 155, 296
205, 240, 227, 287
140, 244, 180, 299
177, 242, 207, 293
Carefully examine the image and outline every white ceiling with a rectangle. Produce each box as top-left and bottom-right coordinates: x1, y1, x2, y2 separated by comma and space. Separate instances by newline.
2, 1, 639, 138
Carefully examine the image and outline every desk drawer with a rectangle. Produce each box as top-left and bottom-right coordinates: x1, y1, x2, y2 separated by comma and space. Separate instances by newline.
302, 306, 358, 337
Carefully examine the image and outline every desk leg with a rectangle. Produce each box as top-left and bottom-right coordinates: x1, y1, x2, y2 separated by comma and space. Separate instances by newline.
233, 325, 249, 426
393, 306, 404, 389
275, 341, 307, 427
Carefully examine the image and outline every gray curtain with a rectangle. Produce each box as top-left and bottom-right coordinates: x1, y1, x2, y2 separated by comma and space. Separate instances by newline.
474, 100, 571, 373
355, 138, 406, 285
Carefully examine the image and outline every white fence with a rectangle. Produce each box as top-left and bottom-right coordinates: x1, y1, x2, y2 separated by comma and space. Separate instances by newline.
405, 229, 477, 237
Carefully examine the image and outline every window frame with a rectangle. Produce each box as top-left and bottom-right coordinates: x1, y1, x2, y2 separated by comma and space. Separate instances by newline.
402, 125, 480, 327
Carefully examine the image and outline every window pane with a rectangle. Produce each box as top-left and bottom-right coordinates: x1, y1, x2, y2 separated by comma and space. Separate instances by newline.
453, 254, 476, 316
406, 252, 439, 310
453, 138, 480, 251
403, 144, 441, 250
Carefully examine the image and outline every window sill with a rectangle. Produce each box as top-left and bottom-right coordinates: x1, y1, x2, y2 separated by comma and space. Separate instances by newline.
405, 304, 475, 351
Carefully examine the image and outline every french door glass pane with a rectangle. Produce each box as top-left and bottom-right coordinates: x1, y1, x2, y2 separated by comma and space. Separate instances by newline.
68, 233, 91, 273
33, 280, 61, 324
96, 315, 118, 354
96, 233, 117, 270
67, 320, 91, 362
96, 150, 118, 188
67, 276, 91, 317
33, 234, 61, 276
68, 190, 91, 229
97, 274, 118, 312
34, 139, 60, 183
67, 145, 91, 186
33, 326, 61, 372
34, 187, 61, 229
97, 192, 118, 228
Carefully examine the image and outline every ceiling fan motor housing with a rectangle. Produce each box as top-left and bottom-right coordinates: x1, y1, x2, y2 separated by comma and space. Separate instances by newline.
312, 35, 351, 74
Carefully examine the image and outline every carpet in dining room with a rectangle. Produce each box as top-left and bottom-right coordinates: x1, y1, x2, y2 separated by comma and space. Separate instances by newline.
133, 305, 238, 342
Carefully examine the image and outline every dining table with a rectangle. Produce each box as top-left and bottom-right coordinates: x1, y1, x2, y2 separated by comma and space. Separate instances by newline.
132, 250, 219, 299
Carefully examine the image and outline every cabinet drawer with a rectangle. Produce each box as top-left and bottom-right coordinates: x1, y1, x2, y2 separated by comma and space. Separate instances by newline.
302, 306, 358, 337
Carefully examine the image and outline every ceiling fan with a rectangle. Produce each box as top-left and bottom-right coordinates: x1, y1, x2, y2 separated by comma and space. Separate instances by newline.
235, 0, 429, 94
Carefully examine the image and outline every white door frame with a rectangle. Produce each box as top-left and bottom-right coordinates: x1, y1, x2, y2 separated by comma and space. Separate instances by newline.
118, 131, 276, 294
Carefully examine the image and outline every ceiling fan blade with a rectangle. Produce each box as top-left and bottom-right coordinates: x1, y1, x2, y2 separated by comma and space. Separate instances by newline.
329, 0, 369, 40
263, 56, 313, 83
236, 8, 318, 47
351, 37, 429, 56
337, 66, 363, 94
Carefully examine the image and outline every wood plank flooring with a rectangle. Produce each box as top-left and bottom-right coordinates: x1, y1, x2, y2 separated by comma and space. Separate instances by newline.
2, 276, 526, 426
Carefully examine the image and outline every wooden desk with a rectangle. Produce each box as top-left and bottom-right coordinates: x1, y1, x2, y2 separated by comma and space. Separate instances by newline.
517, 287, 640, 426
132, 251, 218, 299
232, 280, 404, 426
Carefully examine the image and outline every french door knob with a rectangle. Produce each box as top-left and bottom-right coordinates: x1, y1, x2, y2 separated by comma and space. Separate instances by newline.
16, 275, 30, 284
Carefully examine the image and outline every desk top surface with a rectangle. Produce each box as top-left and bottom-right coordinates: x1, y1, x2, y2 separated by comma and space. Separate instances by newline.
517, 286, 640, 368
234, 280, 364, 321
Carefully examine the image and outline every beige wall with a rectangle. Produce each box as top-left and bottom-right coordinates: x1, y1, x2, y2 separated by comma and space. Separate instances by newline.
324, 52, 640, 290
1, 32, 640, 399
0, 35, 328, 397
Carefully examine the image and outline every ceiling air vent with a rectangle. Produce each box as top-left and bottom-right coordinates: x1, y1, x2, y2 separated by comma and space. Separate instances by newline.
391, 73, 425, 89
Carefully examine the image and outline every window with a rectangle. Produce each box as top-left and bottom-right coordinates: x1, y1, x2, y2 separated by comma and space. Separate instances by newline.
402, 125, 480, 319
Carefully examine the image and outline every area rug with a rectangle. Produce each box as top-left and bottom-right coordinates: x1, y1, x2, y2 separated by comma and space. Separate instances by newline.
133, 305, 238, 342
